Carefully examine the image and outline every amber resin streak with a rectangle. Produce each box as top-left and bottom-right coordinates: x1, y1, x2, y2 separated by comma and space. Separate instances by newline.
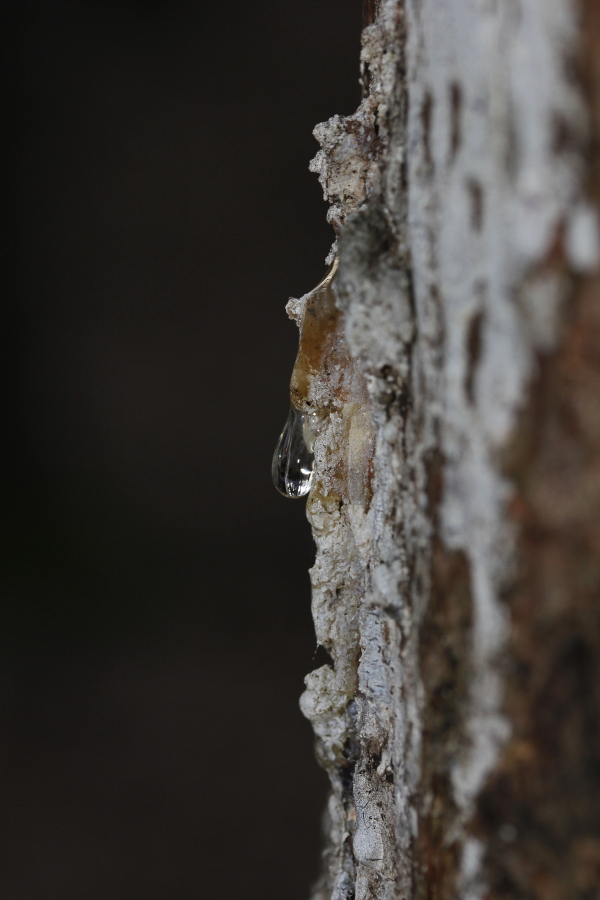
272, 258, 374, 509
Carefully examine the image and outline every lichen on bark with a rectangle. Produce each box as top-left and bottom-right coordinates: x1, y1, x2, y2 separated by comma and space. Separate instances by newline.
292, 2, 600, 899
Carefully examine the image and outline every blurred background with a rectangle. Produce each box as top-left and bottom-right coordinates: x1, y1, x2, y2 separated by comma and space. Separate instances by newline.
2, 2, 362, 897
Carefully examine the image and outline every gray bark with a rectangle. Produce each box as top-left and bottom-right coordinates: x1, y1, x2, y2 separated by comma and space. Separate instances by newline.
289, 2, 600, 898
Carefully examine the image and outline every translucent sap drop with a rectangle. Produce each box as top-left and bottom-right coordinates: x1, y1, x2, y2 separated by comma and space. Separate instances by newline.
272, 406, 314, 498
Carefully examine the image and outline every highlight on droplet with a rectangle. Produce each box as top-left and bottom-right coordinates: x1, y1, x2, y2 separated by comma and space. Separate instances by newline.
272, 405, 314, 498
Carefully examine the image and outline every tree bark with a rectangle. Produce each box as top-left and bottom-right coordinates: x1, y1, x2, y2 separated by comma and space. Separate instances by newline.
293, 1, 600, 898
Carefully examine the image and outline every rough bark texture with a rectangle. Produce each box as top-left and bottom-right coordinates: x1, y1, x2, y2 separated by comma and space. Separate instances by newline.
293, 2, 600, 899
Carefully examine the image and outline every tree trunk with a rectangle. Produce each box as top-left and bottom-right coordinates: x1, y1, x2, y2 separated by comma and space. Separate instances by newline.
292, 1, 600, 897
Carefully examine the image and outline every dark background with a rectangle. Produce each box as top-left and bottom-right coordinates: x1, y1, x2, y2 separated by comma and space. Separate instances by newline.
2, 3, 362, 898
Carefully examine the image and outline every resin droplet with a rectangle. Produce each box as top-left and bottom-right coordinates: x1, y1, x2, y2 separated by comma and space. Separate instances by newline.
272, 406, 314, 498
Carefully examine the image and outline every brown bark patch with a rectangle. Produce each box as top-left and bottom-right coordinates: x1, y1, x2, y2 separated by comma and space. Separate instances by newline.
415, 515, 474, 898
474, 6, 600, 896
478, 272, 600, 900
